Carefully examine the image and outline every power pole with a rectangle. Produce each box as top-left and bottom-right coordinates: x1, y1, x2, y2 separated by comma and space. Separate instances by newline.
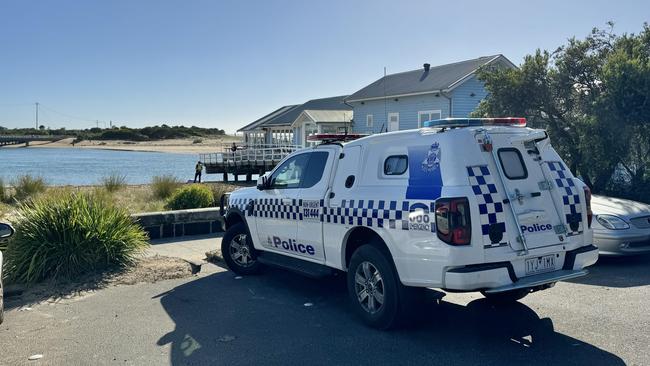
35, 102, 39, 129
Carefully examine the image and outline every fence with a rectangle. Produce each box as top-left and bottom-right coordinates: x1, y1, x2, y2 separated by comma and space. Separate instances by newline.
200, 143, 302, 180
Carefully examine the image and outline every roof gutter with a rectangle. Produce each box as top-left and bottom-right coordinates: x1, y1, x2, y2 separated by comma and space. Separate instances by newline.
346, 90, 443, 104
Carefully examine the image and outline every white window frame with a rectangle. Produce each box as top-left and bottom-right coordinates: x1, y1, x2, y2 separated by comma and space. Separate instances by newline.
418, 110, 442, 128
303, 122, 319, 148
366, 114, 374, 127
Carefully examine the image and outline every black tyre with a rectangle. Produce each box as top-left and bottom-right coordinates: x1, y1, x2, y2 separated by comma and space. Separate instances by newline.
347, 244, 415, 329
0, 280, 4, 325
221, 222, 261, 276
481, 288, 530, 304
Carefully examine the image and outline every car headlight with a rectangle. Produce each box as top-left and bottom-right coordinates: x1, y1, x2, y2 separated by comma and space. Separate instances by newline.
596, 215, 630, 230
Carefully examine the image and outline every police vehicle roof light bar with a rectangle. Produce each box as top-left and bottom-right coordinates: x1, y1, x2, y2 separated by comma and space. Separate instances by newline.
423, 117, 527, 128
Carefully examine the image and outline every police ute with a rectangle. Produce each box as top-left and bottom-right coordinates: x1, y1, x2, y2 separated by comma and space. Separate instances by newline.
220, 118, 599, 329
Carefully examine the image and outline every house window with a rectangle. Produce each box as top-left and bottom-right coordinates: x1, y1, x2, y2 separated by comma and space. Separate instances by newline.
418, 110, 442, 127
366, 114, 374, 127
304, 123, 319, 147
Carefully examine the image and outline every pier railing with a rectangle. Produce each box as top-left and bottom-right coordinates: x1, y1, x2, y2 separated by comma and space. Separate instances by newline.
200, 143, 302, 180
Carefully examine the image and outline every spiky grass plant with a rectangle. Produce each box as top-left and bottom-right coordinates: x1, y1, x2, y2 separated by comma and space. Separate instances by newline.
12, 175, 46, 201
0, 177, 6, 202
3, 190, 149, 284
151, 175, 182, 200
101, 173, 127, 193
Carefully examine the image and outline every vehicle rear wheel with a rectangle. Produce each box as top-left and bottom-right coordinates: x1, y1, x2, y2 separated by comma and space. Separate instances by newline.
221, 222, 261, 276
347, 244, 414, 329
481, 288, 530, 304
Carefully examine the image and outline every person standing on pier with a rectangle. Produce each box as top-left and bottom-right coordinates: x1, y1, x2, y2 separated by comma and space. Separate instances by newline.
194, 161, 204, 183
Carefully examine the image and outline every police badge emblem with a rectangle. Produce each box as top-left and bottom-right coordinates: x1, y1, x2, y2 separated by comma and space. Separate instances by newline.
421, 142, 441, 172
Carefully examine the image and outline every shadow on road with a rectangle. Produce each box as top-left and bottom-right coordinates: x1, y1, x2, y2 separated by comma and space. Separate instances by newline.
568, 254, 650, 288
157, 267, 624, 366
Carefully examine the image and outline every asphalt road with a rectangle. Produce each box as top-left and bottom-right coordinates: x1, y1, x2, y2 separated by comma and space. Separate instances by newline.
1, 246, 649, 366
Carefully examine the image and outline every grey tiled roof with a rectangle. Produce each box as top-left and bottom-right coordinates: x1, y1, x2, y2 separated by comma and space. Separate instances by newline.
240, 95, 351, 130
346, 55, 513, 102
237, 105, 298, 132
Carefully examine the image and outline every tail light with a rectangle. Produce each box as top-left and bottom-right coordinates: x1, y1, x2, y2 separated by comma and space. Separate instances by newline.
583, 186, 593, 228
435, 197, 471, 245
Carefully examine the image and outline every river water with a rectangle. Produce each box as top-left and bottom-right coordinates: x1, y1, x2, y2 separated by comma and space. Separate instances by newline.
0, 147, 204, 186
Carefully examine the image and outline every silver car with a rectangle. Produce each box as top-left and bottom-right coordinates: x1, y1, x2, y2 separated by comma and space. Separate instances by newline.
591, 195, 650, 256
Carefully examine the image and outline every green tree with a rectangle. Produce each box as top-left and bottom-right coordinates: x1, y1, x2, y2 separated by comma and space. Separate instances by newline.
474, 23, 650, 201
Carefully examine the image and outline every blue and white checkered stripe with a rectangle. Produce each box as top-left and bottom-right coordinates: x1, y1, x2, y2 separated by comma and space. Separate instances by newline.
323, 199, 431, 230
467, 166, 507, 248
228, 197, 251, 213
546, 161, 583, 236
230, 197, 435, 232
254, 198, 302, 220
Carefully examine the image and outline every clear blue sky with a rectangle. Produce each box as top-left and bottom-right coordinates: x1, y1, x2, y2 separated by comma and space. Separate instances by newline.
0, 0, 646, 133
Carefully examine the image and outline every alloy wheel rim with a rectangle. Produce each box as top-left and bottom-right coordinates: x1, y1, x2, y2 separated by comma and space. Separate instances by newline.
354, 261, 385, 314
229, 233, 254, 267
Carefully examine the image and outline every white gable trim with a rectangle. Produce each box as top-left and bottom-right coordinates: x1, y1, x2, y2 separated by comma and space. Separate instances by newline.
291, 110, 315, 128
445, 55, 515, 92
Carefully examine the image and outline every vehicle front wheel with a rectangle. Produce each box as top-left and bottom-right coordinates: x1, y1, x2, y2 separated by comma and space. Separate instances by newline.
221, 222, 261, 276
481, 288, 530, 304
0, 281, 4, 325
347, 244, 414, 329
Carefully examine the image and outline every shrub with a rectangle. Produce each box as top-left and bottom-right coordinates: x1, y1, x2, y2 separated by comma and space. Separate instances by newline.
152, 175, 181, 200
13, 175, 46, 201
192, 138, 203, 144
3, 190, 149, 284
101, 173, 127, 192
98, 129, 149, 141
165, 184, 214, 210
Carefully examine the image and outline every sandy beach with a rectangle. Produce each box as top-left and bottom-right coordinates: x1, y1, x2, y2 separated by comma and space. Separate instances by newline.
9, 136, 241, 154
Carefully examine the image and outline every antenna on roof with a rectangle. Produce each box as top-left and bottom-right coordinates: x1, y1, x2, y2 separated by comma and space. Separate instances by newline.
383, 66, 387, 134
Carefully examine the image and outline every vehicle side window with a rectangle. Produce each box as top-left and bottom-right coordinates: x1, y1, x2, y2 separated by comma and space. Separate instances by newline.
384, 155, 408, 175
498, 148, 528, 180
269, 153, 310, 189
302, 152, 329, 188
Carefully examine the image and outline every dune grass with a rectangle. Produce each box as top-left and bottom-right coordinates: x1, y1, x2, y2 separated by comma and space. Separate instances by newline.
101, 173, 127, 193
3, 189, 149, 284
12, 175, 47, 201
0, 181, 241, 221
151, 175, 182, 200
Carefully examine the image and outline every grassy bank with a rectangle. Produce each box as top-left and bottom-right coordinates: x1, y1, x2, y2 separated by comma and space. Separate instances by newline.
0, 181, 244, 221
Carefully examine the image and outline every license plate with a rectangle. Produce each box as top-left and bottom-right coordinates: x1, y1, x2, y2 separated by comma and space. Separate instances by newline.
525, 254, 556, 275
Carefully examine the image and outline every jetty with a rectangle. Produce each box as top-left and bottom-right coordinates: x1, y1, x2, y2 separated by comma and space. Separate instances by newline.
0, 135, 68, 147
199, 143, 300, 182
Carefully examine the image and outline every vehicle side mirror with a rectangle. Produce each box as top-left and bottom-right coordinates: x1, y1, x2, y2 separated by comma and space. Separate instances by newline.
0, 223, 15, 239
257, 175, 268, 190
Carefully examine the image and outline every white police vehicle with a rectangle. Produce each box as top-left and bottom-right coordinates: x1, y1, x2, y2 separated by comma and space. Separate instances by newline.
220, 118, 599, 329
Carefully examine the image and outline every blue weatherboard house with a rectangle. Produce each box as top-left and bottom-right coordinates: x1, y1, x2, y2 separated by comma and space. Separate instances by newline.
345, 55, 515, 134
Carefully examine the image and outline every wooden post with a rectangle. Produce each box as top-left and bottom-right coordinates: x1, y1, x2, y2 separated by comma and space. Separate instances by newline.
246, 173, 252, 182
223, 173, 229, 182
234, 174, 239, 182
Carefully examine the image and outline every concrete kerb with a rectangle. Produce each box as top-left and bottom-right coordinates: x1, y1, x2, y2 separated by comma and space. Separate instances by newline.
132, 207, 225, 240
